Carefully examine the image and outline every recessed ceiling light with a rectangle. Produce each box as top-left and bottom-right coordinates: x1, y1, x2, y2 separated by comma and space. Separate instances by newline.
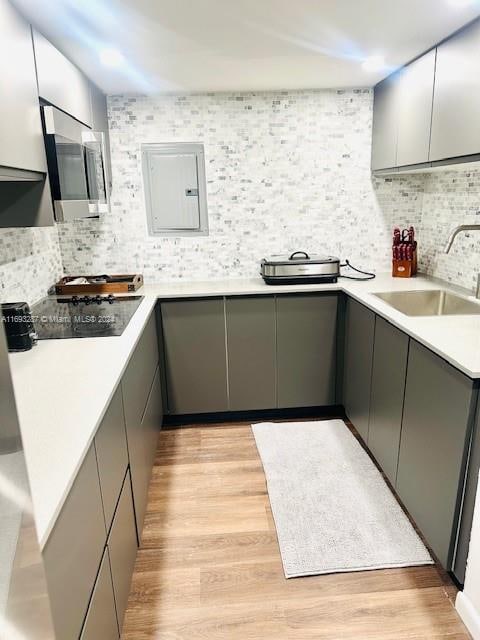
99, 47, 125, 68
362, 56, 386, 73
447, 0, 476, 7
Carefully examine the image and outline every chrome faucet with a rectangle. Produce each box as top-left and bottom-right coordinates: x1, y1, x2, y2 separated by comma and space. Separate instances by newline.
444, 224, 480, 299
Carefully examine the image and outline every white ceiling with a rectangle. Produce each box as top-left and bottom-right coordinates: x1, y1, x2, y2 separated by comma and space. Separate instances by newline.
12, 0, 480, 94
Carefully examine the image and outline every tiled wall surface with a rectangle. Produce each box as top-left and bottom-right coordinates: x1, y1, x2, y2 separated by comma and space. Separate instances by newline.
1, 89, 479, 302
57, 89, 426, 281
0, 227, 63, 304
416, 169, 480, 292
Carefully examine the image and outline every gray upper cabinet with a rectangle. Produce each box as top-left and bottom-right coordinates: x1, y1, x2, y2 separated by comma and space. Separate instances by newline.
371, 72, 400, 171
43, 445, 106, 640
108, 472, 138, 635
94, 385, 129, 532
161, 299, 228, 414
396, 341, 474, 568
396, 49, 436, 167
276, 294, 338, 408
80, 548, 119, 640
430, 19, 480, 161
343, 298, 375, 442
0, 1, 47, 176
225, 296, 276, 411
33, 29, 92, 127
368, 318, 409, 485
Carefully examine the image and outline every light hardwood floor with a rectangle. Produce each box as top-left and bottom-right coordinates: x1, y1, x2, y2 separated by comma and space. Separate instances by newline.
122, 420, 471, 640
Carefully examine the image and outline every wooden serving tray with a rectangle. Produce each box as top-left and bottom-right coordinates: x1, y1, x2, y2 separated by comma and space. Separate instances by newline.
55, 274, 144, 295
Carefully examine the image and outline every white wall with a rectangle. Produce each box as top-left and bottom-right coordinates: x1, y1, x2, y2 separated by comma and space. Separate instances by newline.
457, 472, 480, 639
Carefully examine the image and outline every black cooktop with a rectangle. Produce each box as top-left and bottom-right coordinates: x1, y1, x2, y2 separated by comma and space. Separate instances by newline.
31, 295, 144, 339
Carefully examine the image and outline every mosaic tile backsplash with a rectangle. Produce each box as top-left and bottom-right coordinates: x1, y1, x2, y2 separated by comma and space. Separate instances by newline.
57, 89, 426, 282
1, 88, 479, 303
0, 227, 63, 305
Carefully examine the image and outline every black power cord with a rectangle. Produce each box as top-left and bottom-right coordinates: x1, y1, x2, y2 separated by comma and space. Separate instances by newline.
339, 259, 376, 281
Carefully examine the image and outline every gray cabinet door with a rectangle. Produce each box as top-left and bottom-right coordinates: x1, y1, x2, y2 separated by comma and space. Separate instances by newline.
396, 49, 436, 167
453, 396, 480, 584
95, 385, 129, 532
430, 20, 480, 161
32, 29, 92, 127
108, 472, 138, 635
371, 72, 400, 170
80, 548, 119, 640
276, 294, 338, 408
368, 318, 409, 484
343, 298, 375, 442
43, 446, 106, 640
225, 296, 276, 411
0, 2, 46, 174
130, 367, 163, 540
161, 299, 228, 414
397, 341, 474, 568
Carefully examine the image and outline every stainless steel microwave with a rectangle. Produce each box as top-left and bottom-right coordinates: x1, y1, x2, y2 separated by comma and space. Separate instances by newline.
41, 105, 109, 222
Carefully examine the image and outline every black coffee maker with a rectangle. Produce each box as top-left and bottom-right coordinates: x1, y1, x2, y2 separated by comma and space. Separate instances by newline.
1, 302, 37, 352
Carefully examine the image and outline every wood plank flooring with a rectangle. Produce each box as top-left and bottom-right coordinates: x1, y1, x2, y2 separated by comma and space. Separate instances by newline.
121, 421, 470, 640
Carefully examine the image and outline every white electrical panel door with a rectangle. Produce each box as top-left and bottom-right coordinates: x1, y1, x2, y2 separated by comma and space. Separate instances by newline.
142, 143, 208, 236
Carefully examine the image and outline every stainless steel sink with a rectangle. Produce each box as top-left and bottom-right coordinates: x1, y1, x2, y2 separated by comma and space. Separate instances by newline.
373, 289, 480, 316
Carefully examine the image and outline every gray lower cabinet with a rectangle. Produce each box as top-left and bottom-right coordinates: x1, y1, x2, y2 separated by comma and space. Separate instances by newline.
161, 299, 228, 414
130, 367, 163, 540
453, 398, 480, 584
108, 472, 138, 634
430, 19, 480, 162
343, 298, 375, 442
122, 311, 162, 539
276, 294, 338, 408
0, 1, 47, 176
368, 318, 409, 485
396, 340, 475, 568
43, 446, 106, 640
225, 296, 276, 411
95, 385, 129, 531
80, 548, 119, 640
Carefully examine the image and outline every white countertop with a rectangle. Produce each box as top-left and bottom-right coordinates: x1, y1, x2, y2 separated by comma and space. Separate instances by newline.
8, 273, 480, 548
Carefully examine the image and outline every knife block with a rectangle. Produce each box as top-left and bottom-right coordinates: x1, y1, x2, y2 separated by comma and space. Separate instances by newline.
392, 248, 417, 278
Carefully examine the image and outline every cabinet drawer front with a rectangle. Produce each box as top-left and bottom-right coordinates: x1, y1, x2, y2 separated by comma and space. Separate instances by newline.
95, 385, 129, 531
130, 366, 163, 540
43, 446, 106, 640
226, 296, 276, 411
80, 548, 119, 640
369, 317, 409, 485
161, 299, 228, 414
397, 341, 474, 568
343, 298, 375, 442
276, 294, 338, 408
108, 472, 138, 634
123, 312, 159, 431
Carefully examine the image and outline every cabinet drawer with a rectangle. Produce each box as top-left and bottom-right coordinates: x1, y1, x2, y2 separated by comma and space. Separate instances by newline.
276, 294, 338, 408
108, 472, 138, 634
129, 366, 163, 540
95, 385, 129, 531
80, 548, 119, 640
123, 312, 159, 431
43, 446, 106, 640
